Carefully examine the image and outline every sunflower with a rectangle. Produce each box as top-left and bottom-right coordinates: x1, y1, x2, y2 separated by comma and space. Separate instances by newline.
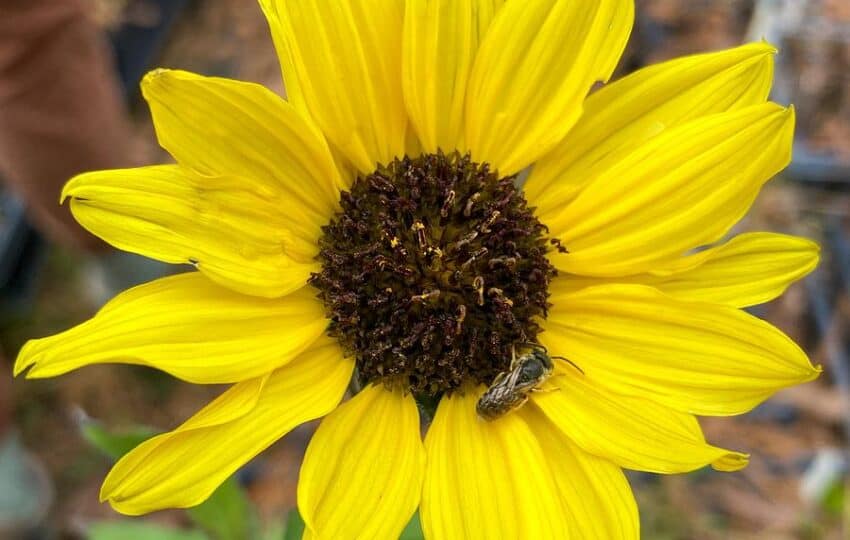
14, 0, 821, 537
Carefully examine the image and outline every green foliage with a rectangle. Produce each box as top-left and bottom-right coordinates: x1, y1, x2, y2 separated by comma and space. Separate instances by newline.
88, 521, 209, 540
282, 509, 305, 540
399, 511, 425, 540
822, 479, 846, 516
79, 419, 157, 460
187, 477, 256, 540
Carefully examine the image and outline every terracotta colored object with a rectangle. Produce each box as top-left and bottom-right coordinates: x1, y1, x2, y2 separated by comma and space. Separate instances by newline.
0, 0, 134, 251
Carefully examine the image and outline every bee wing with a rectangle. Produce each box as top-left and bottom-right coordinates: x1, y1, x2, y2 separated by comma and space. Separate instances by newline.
501, 365, 524, 392
491, 370, 508, 387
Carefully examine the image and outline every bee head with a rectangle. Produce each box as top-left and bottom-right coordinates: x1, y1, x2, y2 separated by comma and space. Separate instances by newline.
517, 354, 550, 385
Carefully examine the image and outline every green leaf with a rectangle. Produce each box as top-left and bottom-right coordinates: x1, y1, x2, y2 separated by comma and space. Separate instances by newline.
822, 479, 846, 516
88, 521, 209, 540
186, 477, 255, 540
399, 512, 424, 540
259, 523, 285, 540
279, 509, 424, 540
283, 509, 305, 540
79, 419, 157, 460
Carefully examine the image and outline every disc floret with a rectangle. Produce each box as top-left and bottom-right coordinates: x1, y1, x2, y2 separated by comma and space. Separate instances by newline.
311, 152, 556, 396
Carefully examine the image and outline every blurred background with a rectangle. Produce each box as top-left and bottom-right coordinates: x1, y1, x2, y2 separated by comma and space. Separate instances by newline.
0, 0, 849, 538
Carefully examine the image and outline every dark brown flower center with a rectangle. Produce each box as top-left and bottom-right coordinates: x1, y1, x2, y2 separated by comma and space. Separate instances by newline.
310, 152, 556, 396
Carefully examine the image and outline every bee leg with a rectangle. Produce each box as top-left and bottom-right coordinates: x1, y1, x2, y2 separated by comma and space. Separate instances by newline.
516, 341, 547, 353
509, 345, 522, 370
507, 395, 529, 415
531, 381, 561, 393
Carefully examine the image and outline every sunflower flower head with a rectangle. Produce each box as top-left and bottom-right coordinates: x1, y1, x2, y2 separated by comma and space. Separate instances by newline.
15, 1, 821, 538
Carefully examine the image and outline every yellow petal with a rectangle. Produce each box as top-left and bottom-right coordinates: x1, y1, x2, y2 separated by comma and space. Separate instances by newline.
259, 0, 406, 173
557, 232, 818, 307
523, 407, 639, 540
542, 284, 820, 415
257, 0, 305, 106
465, 0, 634, 175
421, 388, 568, 539
142, 69, 344, 213
298, 385, 425, 539
546, 103, 795, 277
645, 232, 819, 307
527, 42, 776, 214
14, 273, 328, 384
100, 340, 353, 515
402, 0, 503, 153
533, 368, 749, 473
63, 165, 318, 298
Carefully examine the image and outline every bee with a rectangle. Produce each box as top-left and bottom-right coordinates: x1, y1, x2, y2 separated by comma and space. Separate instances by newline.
476, 343, 582, 421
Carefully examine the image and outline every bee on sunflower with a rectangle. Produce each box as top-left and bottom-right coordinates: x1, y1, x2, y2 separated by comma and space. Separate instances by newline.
15, 0, 821, 538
